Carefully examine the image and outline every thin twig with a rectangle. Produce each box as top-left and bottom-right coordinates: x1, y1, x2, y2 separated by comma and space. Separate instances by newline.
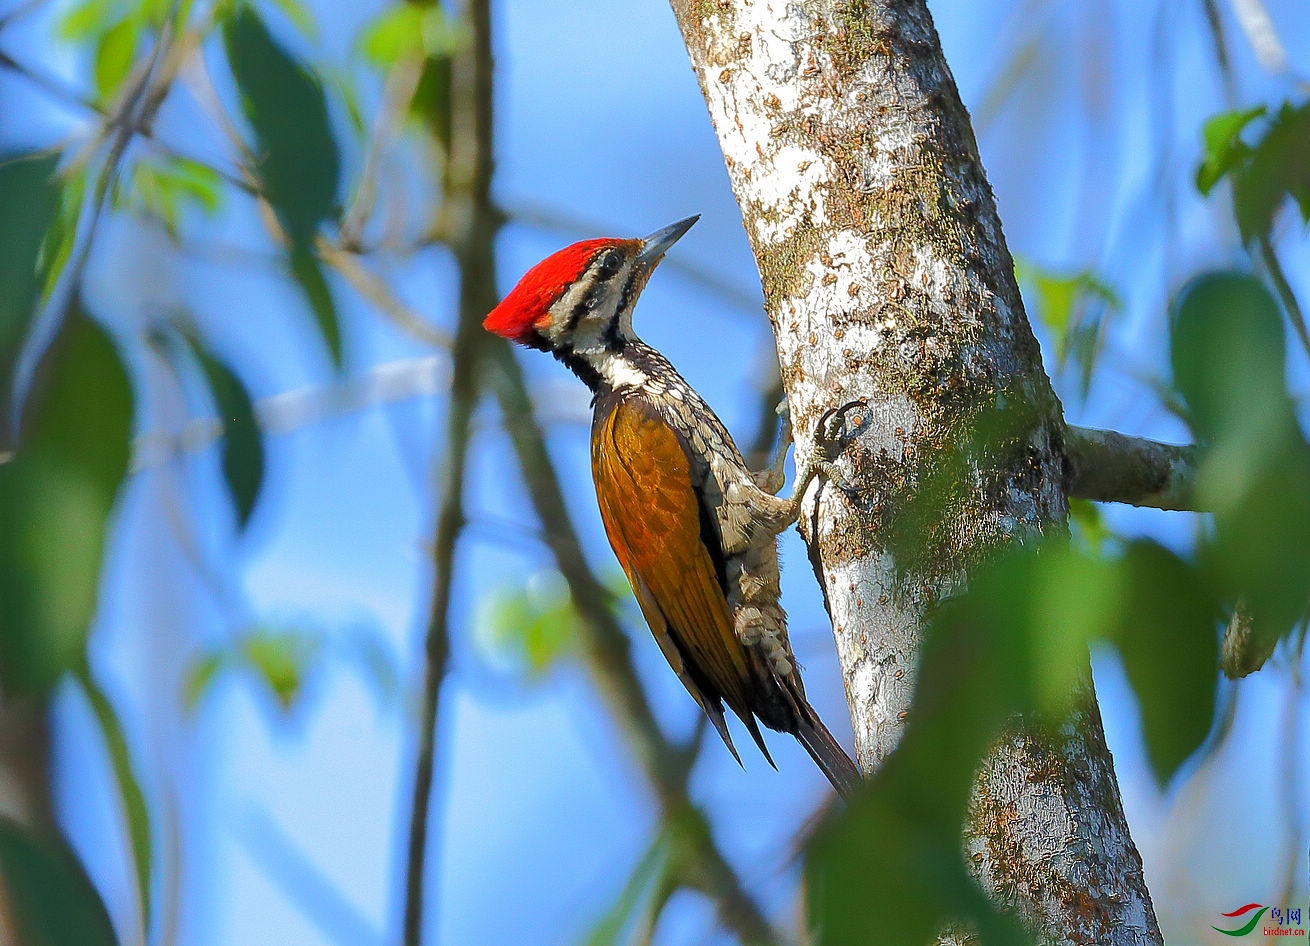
1258, 232, 1310, 364
400, 281, 481, 946
339, 58, 424, 249
401, 0, 496, 943
317, 239, 451, 348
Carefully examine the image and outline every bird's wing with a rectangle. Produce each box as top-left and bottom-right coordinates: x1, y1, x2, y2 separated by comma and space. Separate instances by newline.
591, 395, 760, 756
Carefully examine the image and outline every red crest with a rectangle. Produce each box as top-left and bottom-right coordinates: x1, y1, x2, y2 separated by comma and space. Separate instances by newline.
484, 238, 618, 342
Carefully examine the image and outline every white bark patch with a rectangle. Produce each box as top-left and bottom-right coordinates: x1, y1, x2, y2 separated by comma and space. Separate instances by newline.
819, 549, 922, 765
910, 244, 957, 316
698, 0, 834, 241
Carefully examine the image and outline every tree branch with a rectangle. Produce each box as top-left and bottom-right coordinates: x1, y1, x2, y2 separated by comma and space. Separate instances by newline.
400, 303, 479, 946
1065, 426, 1199, 510
401, 0, 496, 941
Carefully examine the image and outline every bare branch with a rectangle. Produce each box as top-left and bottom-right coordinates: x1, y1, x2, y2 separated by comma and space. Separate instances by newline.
1065, 426, 1199, 510
317, 239, 451, 348
400, 0, 496, 942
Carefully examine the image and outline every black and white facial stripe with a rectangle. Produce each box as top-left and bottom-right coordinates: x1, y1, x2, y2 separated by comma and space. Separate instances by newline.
542, 244, 652, 392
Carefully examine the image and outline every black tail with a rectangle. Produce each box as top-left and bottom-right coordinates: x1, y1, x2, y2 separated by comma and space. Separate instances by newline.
794, 712, 862, 799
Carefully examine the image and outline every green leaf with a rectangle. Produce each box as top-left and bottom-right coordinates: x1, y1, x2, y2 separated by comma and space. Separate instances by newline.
1171, 271, 1289, 443
75, 661, 153, 930
480, 571, 582, 678
186, 628, 322, 714
240, 627, 321, 711
1237, 101, 1310, 238
412, 54, 453, 150
183, 650, 227, 712
40, 170, 86, 304
1022, 266, 1119, 397
1068, 497, 1110, 553
1196, 106, 1265, 195
224, 5, 339, 248
223, 4, 343, 366
180, 334, 264, 529
0, 151, 62, 445
125, 158, 224, 239
0, 303, 133, 695
57, 0, 116, 40
358, 4, 462, 66
94, 18, 139, 101
289, 248, 342, 369
0, 817, 120, 946
581, 831, 669, 946
1111, 542, 1219, 784
1171, 271, 1310, 642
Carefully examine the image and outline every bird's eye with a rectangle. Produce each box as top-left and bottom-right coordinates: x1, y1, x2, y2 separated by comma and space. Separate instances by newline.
597, 250, 624, 280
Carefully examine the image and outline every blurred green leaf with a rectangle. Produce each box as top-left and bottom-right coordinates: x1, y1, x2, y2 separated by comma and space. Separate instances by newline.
0, 303, 132, 695
1196, 106, 1264, 195
1067, 497, 1109, 553
41, 170, 86, 304
223, 3, 343, 366
1171, 271, 1289, 442
180, 333, 264, 529
1111, 542, 1219, 784
75, 661, 153, 930
581, 830, 669, 946
0, 817, 120, 946
183, 650, 227, 712
1171, 271, 1310, 651
124, 157, 223, 240
1196, 100, 1310, 241
1019, 262, 1119, 398
412, 54, 453, 150
57, 0, 116, 40
1235, 101, 1310, 238
480, 570, 582, 678
184, 627, 322, 714
0, 151, 62, 445
288, 247, 342, 368
224, 4, 339, 246
94, 18, 138, 100
241, 628, 319, 710
358, 4, 462, 66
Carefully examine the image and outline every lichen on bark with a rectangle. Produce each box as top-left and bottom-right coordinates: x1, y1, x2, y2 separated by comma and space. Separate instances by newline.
668, 0, 1162, 942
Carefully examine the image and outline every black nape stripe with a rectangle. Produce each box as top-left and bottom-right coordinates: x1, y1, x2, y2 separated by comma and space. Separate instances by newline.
552, 343, 603, 393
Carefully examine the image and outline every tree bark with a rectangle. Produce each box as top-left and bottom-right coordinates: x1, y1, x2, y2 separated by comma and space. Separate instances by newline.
667, 0, 1161, 942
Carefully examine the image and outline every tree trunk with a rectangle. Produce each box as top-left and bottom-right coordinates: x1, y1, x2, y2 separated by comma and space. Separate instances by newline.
667, 0, 1162, 942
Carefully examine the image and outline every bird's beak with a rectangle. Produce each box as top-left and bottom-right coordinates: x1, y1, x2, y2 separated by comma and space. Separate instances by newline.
636, 215, 699, 270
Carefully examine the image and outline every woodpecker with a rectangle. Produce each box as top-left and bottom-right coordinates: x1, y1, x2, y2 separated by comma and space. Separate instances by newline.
484, 215, 861, 797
